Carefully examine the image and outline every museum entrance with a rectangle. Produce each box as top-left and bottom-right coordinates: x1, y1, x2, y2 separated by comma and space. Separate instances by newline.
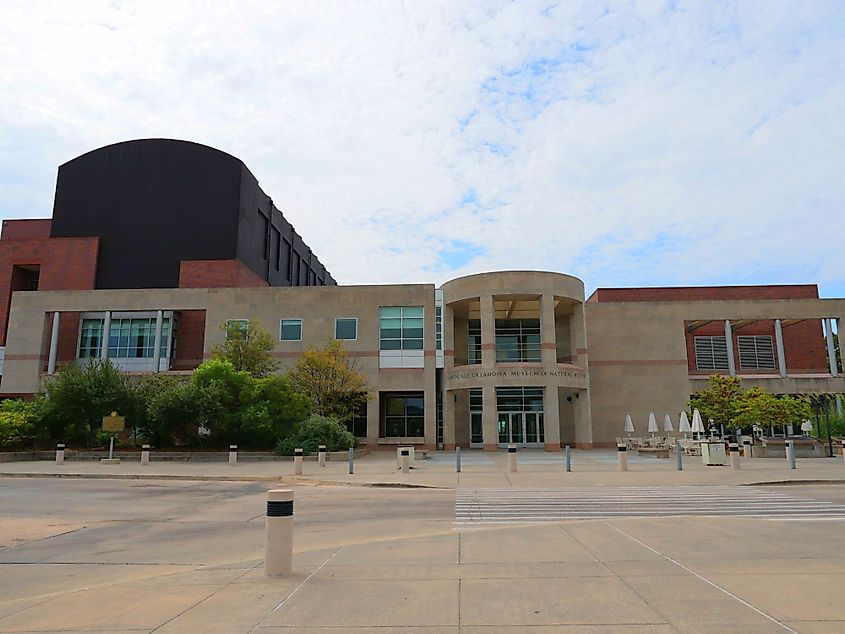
496, 387, 544, 448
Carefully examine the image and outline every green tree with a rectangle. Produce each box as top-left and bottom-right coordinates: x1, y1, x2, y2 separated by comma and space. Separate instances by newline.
135, 374, 198, 446
0, 399, 36, 448
688, 375, 743, 429
211, 320, 279, 378
276, 414, 356, 455
36, 359, 136, 446
286, 339, 369, 423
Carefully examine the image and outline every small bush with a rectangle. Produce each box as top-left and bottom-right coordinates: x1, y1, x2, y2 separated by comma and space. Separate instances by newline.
275, 414, 355, 455
0, 399, 36, 449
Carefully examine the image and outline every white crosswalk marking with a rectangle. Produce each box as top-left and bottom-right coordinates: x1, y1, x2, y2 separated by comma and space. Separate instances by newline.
455, 486, 845, 524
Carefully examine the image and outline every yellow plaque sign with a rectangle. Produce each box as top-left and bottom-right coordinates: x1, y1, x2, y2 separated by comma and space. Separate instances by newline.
102, 412, 125, 432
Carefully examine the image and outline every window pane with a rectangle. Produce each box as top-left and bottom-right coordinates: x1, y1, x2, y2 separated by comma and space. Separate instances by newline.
402, 338, 423, 350
407, 417, 424, 437
380, 339, 401, 350
335, 318, 357, 340
280, 319, 302, 340
380, 307, 402, 319
386, 418, 405, 437
402, 306, 423, 318
406, 397, 424, 416
385, 396, 405, 416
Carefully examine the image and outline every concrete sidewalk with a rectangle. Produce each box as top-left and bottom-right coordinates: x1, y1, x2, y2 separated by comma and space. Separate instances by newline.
3, 448, 845, 488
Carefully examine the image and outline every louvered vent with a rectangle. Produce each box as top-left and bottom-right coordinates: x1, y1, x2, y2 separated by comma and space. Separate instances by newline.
694, 336, 729, 371
738, 335, 776, 370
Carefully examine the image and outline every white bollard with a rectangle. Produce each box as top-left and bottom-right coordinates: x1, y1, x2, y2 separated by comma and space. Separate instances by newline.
507, 444, 517, 473
729, 443, 741, 470
264, 489, 294, 576
229, 444, 237, 466
294, 448, 303, 475
140, 444, 150, 466
318, 444, 327, 468
400, 448, 410, 474
786, 440, 796, 470
617, 443, 628, 472
743, 439, 753, 461
55, 443, 65, 466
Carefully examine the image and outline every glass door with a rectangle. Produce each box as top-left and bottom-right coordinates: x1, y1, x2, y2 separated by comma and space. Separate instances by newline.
470, 412, 483, 448
498, 412, 526, 446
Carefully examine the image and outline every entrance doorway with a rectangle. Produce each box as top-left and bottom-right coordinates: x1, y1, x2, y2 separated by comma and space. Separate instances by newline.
497, 411, 544, 447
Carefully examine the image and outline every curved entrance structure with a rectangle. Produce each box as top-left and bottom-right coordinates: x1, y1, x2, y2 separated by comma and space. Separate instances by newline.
441, 271, 592, 451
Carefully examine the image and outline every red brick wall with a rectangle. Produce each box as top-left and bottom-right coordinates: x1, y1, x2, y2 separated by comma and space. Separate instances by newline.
0, 237, 99, 345
685, 318, 828, 375
1, 219, 52, 240
178, 259, 269, 288
589, 285, 819, 303
173, 310, 206, 370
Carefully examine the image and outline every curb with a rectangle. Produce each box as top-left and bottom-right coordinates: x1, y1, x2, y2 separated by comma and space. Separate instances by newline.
743, 479, 845, 487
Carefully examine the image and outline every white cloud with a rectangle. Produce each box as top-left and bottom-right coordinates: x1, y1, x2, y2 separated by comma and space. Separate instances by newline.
0, 0, 842, 295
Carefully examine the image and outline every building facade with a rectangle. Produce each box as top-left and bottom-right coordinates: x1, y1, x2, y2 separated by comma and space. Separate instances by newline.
1, 140, 843, 449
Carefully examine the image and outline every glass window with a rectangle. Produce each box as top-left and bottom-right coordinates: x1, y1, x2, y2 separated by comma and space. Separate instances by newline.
280, 319, 302, 341
335, 318, 357, 340
435, 306, 442, 351
467, 319, 481, 365
225, 319, 249, 341
495, 319, 541, 362
79, 318, 103, 358
79, 316, 171, 359
379, 306, 424, 351
383, 392, 425, 437
345, 397, 368, 438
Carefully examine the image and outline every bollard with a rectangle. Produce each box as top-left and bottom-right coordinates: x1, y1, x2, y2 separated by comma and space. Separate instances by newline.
729, 443, 741, 470
617, 443, 628, 472
400, 448, 410, 473
565, 445, 571, 472
294, 448, 303, 475
318, 444, 327, 468
141, 444, 150, 466
786, 440, 796, 470
55, 443, 65, 466
264, 489, 294, 576
743, 439, 753, 462
456, 446, 461, 473
507, 444, 517, 473
229, 445, 237, 466
675, 440, 683, 471
348, 447, 354, 474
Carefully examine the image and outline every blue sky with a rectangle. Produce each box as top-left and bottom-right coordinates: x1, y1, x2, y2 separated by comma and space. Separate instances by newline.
0, 1, 842, 296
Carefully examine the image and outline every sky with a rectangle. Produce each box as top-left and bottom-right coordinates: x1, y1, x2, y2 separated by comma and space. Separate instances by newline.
0, 1, 843, 296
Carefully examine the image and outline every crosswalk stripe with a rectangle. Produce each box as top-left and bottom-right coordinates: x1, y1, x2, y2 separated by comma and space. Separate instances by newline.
455, 486, 845, 523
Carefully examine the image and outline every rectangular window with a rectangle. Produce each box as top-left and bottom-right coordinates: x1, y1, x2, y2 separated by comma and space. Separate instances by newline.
467, 319, 482, 365
79, 318, 104, 358
694, 336, 730, 371
280, 319, 302, 341
335, 318, 357, 340
79, 317, 170, 359
225, 319, 249, 341
383, 392, 425, 437
345, 397, 368, 438
495, 319, 541, 362
379, 306, 424, 351
435, 306, 442, 351
470, 388, 483, 444
738, 335, 776, 370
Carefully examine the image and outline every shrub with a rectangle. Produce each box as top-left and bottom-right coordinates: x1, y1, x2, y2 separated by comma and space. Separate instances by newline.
275, 414, 356, 455
0, 399, 36, 449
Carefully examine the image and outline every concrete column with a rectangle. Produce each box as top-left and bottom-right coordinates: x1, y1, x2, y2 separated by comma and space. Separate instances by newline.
574, 390, 594, 449
540, 293, 557, 366
774, 319, 787, 378
543, 385, 561, 452
443, 389, 456, 450
152, 309, 164, 372
724, 320, 736, 376
569, 304, 588, 367
481, 384, 498, 451
366, 394, 380, 447
826, 318, 838, 376
479, 294, 495, 366
47, 311, 60, 375
100, 311, 112, 360
836, 394, 843, 417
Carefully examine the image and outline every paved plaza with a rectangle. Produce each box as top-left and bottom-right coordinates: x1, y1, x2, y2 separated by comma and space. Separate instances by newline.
2, 451, 845, 632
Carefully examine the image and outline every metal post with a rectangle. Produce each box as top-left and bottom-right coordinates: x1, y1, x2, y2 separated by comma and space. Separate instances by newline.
101, 311, 111, 360
617, 443, 628, 471
825, 318, 838, 376
229, 444, 237, 466
507, 444, 517, 473
152, 309, 164, 372
724, 319, 736, 376
774, 319, 787, 377
400, 448, 410, 473
141, 444, 150, 466
729, 443, 741, 470
348, 447, 354, 474
108, 436, 114, 460
786, 440, 796, 470
318, 444, 326, 468
294, 448, 303, 475
264, 489, 293, 576
743, 438, 752, 461
456, 446, 461, 473
565, 444, 571, 472
675, 440, 683, 470
823, 396, 833, 459
55, 443, 65, 465
47, 312, 60, 375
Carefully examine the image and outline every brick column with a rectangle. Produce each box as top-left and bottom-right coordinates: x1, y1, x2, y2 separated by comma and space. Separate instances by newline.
482, 384, 498, 451
480, 294, 495, 366
541, 293, 557, 365
366, 394, 380, 448
543, 385, 561, 451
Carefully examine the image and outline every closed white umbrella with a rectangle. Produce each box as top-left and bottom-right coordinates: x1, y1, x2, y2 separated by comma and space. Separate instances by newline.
663, 414, 674, 433
800, 419, 813, 437
679, 411, 692, 437
647, 412, 659, 437
691, 409, 705, 438
624, 413, 635, 436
